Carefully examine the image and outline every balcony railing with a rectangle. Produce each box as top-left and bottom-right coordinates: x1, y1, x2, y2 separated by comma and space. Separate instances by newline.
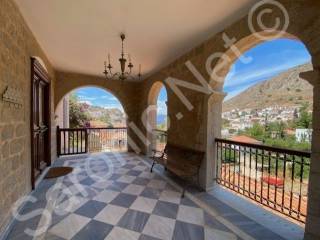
57, 127, 127, 156
152, 129, 167, 152
215, 138, 310, 223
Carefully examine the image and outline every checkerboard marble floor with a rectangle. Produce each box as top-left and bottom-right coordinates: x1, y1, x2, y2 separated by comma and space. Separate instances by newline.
6, 152, 242, 240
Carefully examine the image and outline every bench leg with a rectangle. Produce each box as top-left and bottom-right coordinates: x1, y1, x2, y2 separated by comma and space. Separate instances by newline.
182, 188, 185, 198
150, 160, 156, 173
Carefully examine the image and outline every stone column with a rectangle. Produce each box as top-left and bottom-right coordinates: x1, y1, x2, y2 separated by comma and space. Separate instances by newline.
200, 91, 226, 191
301, 69, 320, 240
63, 95, 69, 128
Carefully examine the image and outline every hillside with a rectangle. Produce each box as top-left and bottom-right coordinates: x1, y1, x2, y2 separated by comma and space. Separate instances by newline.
83, 104, 126, 127
223, 63, 313, 112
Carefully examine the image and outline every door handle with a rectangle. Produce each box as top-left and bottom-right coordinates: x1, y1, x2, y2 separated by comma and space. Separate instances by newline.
40, 127, 48, 133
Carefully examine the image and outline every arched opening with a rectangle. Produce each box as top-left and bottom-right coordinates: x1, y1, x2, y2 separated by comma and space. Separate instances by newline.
154, 86, 168, 151
55, 86, 127, 154
211, 37, 313, 223
146, 82, 168, 155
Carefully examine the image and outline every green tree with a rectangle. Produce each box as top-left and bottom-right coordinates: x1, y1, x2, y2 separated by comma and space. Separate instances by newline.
267, 121, 286, 139
157, 118, 168, 131
295, 103, 312, 129
99, 113, 113, 127
69, 94, 91, 128
246, 123, 265, 140
222, 118, 230, 128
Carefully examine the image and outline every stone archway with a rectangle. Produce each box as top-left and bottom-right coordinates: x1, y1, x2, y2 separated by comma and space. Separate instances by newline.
206, 31, 320, 238
144, 81, 167, 156
209, 31, 300, 91
55, 83, 129, 115
207, 31, 313, 184
54, 85, 128, 128
54, 71, 141, 152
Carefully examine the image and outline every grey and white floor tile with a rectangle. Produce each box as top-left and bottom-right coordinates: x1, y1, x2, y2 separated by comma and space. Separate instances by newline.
5, 152, 258, 240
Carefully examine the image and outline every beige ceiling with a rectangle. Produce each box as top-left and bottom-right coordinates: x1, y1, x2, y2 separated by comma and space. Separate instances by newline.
15, 0, 256, 79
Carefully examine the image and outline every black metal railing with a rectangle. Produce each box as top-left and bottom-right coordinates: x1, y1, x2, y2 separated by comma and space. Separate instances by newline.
215, 138, 310, 223
57, 127, 127, 156
152, 129, 167, 151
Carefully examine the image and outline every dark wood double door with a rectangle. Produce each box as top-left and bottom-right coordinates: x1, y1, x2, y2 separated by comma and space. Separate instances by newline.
31, 58, 51, 189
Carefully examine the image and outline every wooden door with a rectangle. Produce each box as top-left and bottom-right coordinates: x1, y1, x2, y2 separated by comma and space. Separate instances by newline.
31, 58, 51, 189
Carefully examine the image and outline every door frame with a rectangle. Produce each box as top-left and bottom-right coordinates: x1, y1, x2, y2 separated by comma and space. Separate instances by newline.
30, 57, 51, 189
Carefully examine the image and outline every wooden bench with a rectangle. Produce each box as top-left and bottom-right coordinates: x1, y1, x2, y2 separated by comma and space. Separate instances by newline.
150, 144, 204, 197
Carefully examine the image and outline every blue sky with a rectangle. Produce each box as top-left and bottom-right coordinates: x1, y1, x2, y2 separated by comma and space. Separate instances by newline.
224, 38, 311, 100
74, 87, 124, 111
157, 86, 168, 116
73, 86, 168, 115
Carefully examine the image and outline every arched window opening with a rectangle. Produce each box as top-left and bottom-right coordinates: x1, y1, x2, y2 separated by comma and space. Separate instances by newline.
216, 38, 313, 223
55, 87, 127, 154
153, 86, 168, 151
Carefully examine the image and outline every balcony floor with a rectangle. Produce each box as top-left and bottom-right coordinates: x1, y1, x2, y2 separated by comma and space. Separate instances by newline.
5, 152, 299, 240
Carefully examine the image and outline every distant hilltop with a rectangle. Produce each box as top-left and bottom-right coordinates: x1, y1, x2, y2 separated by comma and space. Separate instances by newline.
223, 63, 313, 112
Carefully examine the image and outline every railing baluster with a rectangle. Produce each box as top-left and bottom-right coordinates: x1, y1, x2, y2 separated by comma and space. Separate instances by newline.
233, 143, 236, 190
298, 156, 304, 220
255, 148, 258, 201
243, 146, 246, 195
81, 130, 83, 152
290, 155, 295, 216
64, 130, 66, 154
228, 143, 231, 187
274, 152, 279, 209
282, 153, 286, 212
76, 130, 79, 153
267, 150, 271, 206
238, 145, 241, 193
249, 147, 252, 197
261, 149, 264, 204
85, 129, 88, 153
224, 143, 227, 186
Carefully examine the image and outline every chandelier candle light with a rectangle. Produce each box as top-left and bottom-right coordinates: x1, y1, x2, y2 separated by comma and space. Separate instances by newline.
103, 34, 142, 81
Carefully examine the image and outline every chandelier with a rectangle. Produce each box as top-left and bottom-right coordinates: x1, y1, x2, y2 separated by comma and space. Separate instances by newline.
103, 33, 141, 81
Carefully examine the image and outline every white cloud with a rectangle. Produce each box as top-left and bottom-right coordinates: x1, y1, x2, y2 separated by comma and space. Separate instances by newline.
78, 100, 92, 105
157, 100, 167, 115
103, 104, 124, 112
101, 95, 118, 101
78, 95, 97, 101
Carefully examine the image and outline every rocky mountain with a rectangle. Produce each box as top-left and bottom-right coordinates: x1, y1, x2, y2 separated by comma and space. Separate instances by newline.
223, 63, 313, 112
84, 104, 126, 127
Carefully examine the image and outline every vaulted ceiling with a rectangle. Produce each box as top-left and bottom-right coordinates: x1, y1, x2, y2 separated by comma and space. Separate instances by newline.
15, 0, 255, 80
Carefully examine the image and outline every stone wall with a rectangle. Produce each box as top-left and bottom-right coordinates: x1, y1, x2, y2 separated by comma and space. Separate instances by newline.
0, 0, 56, 233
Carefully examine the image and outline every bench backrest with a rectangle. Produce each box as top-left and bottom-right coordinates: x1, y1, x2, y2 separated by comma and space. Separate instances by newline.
164, 144, 204, 176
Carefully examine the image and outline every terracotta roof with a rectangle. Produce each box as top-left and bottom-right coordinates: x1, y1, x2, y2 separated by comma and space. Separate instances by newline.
230, 135, 262, 145
285, 129, 295, 135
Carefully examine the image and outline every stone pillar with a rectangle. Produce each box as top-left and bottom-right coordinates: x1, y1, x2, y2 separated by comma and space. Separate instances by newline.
301, 69, 320, 240
63, 95, 69, 128
200, 91, 226, 191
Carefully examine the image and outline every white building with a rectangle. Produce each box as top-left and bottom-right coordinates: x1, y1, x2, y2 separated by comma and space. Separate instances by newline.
295, 128, 312, 143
